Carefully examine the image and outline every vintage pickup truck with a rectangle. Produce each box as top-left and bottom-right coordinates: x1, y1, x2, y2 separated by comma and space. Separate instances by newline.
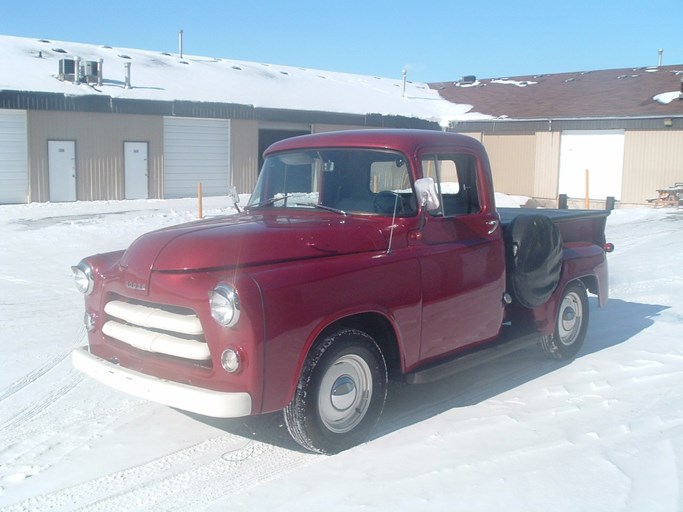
71, 129, 612, 454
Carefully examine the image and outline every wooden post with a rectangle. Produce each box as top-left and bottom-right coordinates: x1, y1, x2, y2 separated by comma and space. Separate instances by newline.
198, 182, 203, 219
584, 169, 590, 209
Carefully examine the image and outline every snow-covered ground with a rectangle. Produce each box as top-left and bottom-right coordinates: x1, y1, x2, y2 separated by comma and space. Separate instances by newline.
0, 197, 682, 511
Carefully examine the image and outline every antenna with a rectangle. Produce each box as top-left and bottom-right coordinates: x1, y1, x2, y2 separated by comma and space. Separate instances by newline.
386, 194, 399, 255
179, 29, 184, 58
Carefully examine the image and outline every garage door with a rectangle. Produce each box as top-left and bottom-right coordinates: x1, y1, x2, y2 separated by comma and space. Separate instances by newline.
559, 130, 624, 200
163, 117, 231, 198
0, 110, 28, 204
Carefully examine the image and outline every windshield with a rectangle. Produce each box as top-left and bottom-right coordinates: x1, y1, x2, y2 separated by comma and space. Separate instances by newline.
247, 149, 417, 216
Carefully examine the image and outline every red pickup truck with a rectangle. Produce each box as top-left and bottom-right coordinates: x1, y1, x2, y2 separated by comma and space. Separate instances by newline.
71, 129, 611, 454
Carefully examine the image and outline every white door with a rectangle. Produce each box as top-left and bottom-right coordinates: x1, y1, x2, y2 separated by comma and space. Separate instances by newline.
48, 140, 77, 202
558, 130, 625, 200
124, 142, 149, 199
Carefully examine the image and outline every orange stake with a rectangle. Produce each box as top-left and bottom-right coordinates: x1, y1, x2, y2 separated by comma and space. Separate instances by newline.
585, 169, 590, 209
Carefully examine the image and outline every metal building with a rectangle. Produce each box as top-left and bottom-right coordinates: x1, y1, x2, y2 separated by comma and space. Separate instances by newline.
434, 66, 683, 207
0, 35, 437, 204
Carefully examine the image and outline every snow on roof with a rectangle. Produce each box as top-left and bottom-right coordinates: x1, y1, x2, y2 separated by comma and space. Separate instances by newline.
654, 91, 683, 104
0, 34, 491, 126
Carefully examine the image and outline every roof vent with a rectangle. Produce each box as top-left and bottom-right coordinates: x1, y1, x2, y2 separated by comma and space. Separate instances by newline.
461, 75, 477, 84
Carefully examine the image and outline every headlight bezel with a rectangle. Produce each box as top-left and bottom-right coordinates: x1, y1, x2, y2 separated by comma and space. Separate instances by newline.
209, 283, 241, 327
72, 261, 95, 295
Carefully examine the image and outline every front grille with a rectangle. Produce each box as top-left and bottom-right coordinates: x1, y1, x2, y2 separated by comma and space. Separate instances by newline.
103, 299, 210, 361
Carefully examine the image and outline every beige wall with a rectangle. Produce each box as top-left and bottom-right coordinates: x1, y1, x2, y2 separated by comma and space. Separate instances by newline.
27, 111, 163, 202
622, 131, 683, 204
533, 131, 561, 200
26, 110, 681, 206
481, 134, 536, 196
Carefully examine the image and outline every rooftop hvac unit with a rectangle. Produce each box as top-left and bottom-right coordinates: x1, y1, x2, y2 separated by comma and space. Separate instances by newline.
58, 58, 76, 81
83, 60, 99, 83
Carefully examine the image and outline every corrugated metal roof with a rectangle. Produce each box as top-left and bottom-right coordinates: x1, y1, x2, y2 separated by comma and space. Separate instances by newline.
0, 90, 436, 129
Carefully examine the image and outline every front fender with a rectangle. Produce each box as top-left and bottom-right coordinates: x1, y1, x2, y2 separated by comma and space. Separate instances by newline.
254, 252, 422, 414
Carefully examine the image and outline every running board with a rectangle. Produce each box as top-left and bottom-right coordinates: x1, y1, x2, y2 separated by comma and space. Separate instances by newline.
404, 330, 543, 384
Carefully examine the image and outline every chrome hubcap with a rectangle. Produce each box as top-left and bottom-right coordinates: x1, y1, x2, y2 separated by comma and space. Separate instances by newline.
558, 291, 582, 346
319, 354, 372, 434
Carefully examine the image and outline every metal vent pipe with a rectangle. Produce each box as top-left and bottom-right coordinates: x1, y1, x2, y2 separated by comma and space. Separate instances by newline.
124, 61, 131, 89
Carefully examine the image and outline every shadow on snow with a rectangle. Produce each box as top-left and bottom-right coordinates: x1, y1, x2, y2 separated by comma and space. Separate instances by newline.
188, 297, 669, 453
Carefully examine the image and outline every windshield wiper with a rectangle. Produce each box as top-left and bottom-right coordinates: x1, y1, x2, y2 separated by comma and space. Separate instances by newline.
244, 194, 297, 210
294, 203, 348, 216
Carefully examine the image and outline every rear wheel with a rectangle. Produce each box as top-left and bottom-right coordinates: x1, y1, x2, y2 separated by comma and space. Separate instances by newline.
539, 281, 589, 360
284, 328, 388, 454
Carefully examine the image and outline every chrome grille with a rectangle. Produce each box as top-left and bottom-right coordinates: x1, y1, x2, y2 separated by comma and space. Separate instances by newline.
103, 300, 210, 361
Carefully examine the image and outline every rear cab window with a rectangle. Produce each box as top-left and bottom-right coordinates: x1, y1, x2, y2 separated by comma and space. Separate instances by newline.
421, 153, 481, 216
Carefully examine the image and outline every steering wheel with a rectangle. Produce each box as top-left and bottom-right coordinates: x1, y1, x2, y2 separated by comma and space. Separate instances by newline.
373, 191, 405, 215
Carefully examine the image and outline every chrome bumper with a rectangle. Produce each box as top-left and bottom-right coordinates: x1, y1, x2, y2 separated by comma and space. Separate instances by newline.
71, 347, 252, 418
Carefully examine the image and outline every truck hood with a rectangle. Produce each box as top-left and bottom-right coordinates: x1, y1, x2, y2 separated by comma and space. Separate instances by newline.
119, 212, 389, 276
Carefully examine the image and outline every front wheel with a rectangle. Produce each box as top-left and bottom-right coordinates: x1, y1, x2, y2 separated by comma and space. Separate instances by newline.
284, 329, 388, 454
539, 281, 589, 360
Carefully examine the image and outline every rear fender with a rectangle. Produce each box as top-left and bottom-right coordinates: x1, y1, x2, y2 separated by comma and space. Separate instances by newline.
530, 243, 608, 335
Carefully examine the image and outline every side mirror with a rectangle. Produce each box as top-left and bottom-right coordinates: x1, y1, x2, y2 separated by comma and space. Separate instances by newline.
227, 185, 241, 212
414, 178, 440, 211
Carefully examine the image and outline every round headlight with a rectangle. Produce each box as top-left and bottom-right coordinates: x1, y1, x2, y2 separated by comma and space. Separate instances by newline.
71, 261, 94, 295
209, 284, 240, 327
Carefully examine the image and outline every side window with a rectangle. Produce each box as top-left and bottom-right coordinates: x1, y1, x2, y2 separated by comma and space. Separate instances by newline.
421, 153, 480, 216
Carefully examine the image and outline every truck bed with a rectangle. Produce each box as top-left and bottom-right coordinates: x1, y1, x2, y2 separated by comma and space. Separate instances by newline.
498, 207, 610, 246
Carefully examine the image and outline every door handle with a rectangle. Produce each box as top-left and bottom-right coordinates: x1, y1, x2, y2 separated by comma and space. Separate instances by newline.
485, 219, 499, 234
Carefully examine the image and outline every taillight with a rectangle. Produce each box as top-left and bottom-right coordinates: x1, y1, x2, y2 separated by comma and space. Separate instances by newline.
603, 242, 615, 253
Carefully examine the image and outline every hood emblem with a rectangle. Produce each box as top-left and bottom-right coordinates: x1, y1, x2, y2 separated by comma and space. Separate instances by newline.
126, 281, 147, 292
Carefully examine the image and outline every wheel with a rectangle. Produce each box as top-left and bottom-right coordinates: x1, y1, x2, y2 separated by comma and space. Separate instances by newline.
373, 191, 405, 214
284, 328, 388, 454
539, 281, 589, 360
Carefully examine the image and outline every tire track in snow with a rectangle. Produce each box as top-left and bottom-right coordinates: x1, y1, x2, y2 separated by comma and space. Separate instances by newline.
0, 359, 84, 433
0, 350, 73, 403
4, 436, 316, 512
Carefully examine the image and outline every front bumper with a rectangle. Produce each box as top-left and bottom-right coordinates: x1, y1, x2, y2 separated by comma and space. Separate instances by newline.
72, 347, 252, 418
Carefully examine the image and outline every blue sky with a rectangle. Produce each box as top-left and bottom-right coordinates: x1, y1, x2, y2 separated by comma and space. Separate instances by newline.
3, 0, 682, 83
